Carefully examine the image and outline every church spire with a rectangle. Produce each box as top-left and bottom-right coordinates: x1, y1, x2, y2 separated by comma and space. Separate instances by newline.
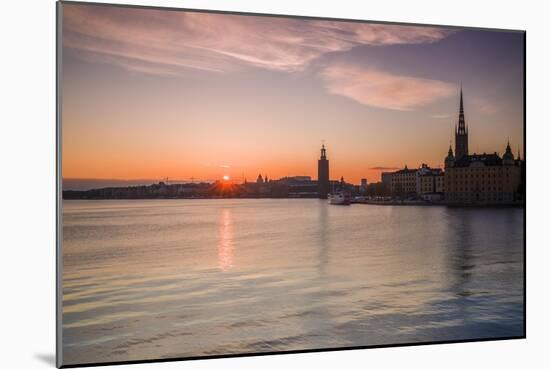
459, 87, 464, 112
457, 87, 466, 134
455, 86, 469, 159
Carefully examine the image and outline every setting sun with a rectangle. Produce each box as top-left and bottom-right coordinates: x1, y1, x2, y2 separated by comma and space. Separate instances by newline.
58, 3, 525, 366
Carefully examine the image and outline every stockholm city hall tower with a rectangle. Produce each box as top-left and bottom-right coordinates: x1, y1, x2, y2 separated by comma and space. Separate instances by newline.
318, 144, 330, 199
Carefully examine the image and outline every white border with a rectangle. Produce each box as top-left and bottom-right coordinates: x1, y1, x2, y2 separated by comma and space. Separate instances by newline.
2, 0, 547, 368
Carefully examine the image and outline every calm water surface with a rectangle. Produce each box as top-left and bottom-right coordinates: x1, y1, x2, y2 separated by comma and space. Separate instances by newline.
62, 199, 524, 365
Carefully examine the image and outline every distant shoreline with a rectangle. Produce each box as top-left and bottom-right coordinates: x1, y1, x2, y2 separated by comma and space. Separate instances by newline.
62, 197, 524, 208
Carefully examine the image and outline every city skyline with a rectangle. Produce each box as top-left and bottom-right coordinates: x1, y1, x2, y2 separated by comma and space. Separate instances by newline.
62, 4, 524, 186
58, 5, 525, 365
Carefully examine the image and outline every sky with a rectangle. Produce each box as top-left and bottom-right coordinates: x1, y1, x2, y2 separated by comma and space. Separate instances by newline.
61, 3, 524, 188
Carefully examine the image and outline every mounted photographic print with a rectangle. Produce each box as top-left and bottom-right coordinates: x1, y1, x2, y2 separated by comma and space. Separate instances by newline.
57, 1, 526, 367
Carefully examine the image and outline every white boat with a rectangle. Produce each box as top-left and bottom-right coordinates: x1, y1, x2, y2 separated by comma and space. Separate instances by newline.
328, 192, 351, 205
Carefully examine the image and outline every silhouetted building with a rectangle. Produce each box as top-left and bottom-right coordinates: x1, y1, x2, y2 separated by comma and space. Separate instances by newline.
455, 88, 469, 160
317, 144, 330, 199
416, 164, 444, 200
445, 145, 455, 169
288, 176, 312, 181
391, 165, 417, 196
285, 177, 318, 198
435, 172, 445, 193
381, 172, 393, 194
444, 90, 523, 204
445, 145, 522, 204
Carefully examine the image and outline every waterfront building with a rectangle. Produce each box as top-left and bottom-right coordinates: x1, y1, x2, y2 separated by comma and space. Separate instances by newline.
258, 180, 271, 195
285, 177, 318, 198
435, 172, 445, 193
288, 176, 312, 181
444, 146, 522, 204
390, 165, 417, 196
364, 181, 388, 197
381, 172, 393, 194
416, 164, 444, 198
317, 144, 330, 199
444, 89, 523, 204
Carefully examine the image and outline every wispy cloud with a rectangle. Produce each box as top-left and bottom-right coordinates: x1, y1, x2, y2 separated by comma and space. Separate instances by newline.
370, 166, 399, 170
466, 96, 498, 115
63, 5, 453, 76
478, 102, 498, 114
432, 114, 450, 119
320, 63, 455, 110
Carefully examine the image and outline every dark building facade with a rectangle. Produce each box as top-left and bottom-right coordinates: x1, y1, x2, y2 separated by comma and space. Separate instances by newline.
317, 144, 330, 199
381, 172, 393, 194
417, 163, 444, 198
455, 88, 469, 160
444, 89, 523, 204
444, 147, 522, 204
390, 166, 417, 196
282, 176, 318, 198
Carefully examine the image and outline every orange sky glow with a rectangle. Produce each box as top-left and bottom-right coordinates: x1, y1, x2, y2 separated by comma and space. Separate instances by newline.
61, 4, 524, 187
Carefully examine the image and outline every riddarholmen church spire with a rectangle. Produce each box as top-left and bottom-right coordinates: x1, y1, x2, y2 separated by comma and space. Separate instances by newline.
455, 87, 469, 159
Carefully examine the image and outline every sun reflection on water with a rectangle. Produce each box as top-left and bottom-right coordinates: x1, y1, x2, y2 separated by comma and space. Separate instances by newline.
218, 208, 234, 271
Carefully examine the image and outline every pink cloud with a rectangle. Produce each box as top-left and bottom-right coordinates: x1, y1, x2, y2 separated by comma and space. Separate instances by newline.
477, 101, 499, 114
321, 63, 455, 110
62, 5, 453, 76
432, 114, 451, 119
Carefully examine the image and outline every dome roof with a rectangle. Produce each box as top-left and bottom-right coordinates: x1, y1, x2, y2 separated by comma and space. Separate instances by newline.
445, 145, 455, 161
503, 141, 514, 161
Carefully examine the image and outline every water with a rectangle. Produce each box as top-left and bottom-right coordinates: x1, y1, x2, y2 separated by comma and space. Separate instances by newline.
62, 199, 524, 365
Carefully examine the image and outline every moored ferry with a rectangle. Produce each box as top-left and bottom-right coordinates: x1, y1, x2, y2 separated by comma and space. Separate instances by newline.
328, 192, 351, 205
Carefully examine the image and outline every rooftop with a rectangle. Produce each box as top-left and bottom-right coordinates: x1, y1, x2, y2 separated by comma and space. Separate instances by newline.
454, 153, 503, 167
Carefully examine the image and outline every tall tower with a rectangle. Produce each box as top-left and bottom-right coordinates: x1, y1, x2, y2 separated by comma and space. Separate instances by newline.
317, 144, 330, 199
455, 88, 469, 160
